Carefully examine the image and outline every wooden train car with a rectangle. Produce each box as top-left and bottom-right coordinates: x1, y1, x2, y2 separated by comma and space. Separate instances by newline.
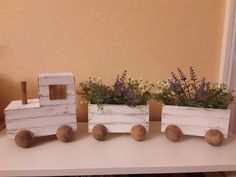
88, 104, 149, 141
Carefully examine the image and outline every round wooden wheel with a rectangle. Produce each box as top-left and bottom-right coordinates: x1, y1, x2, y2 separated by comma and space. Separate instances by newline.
56, 125, 74, 142
91, 124, 107, 141
130, 124, 147, 141
205, 129, 224, 146
15, 130, 34, 148
165, 125, 182, 142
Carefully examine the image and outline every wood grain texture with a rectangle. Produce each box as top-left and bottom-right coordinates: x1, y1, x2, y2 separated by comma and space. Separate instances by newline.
4, 99, 40, 111
4, 99, 77, 140
38, 73, 74, 86
49, 85, 67, 100
39, 95, 76, 106
6, 114, 76, 130
5, 103, 76, 120
161, 105, 230, 138
38, 73, 76, 106
88, 104, 149, 133
21, 81, 28, 104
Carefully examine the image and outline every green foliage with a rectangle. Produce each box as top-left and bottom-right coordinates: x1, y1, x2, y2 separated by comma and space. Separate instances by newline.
79, 71, 156, 109
154, 68, 235, 109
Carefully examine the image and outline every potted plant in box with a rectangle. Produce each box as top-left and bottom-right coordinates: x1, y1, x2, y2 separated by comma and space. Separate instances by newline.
79, 71, 155, 141
154, 67, 235, 146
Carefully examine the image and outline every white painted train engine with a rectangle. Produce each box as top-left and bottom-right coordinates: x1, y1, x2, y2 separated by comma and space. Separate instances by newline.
4, 73, 77, 148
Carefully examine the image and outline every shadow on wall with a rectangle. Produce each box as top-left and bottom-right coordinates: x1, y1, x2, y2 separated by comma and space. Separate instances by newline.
0, 74, 19, 121
0, 73, 38, 126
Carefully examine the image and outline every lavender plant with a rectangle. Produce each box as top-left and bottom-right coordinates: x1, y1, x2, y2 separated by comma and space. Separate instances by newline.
154, 67, 235, 109
79, 71, 156, 109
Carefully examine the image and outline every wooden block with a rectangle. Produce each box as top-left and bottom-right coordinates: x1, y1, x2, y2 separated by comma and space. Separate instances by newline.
5, 102, 76, 120
4, 99, 40, 111
21, 81, 28, 104
161, 105, 230, 138
38, 73, 76, 106
38, 73, 74, 86
88, 104, 149, 133
4, 99, 77, 140
6, 114, 76, 131
39, 95, 76, 106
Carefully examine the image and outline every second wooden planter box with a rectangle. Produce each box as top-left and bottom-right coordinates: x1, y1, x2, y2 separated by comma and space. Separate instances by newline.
88, 104, 149, 140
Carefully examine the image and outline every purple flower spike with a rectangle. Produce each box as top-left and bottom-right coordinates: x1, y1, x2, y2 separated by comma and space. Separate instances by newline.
177, 68, 186, 81
196, 77, 206, 101
171, 72, 178, 82
190, 67, 197, 81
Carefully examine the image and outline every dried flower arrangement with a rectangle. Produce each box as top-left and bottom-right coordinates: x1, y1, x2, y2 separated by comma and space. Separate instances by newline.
154, 67, 235, 109
79, 70, 156, 109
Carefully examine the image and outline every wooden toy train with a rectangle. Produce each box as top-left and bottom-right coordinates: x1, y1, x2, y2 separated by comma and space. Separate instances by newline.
4, 72, 227, 148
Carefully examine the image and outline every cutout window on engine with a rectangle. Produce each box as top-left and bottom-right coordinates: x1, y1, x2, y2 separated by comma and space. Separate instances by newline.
49, 85, 67, 100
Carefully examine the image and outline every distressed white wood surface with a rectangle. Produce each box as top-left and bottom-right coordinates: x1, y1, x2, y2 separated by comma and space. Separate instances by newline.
88, 104, 149, 133
6, 114, 76, 130
4, 99, 77, 139
5, 99, 40, 111
39, 95, 76, 106
5, 101, 76, 120
38, 72, 74, 77
38, 72, 74, 86
38, 73, 76, 106
161, 105, 231, 138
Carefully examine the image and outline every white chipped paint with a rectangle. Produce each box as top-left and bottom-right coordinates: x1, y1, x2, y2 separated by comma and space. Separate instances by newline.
161, 105, 231, 138
39, 95, 76, 106
38, 74, 74, 86
4, 72, 77, 140
88, 104, 149, 133
5, 104, 76, 120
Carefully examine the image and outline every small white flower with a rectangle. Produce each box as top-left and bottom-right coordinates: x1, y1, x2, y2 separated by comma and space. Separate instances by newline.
98, 76, 102, 81
164, 81, 171, 87
141, 88, 144, 93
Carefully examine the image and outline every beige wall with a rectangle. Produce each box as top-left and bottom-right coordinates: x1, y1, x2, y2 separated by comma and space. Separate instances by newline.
0, 0, 225, 121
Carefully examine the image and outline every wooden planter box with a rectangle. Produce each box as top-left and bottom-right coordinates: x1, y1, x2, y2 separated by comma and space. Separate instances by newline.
88, 104, 149, 133
161, 105, 231, 138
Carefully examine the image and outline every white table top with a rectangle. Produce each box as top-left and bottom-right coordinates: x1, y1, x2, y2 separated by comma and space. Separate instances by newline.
0, 122, 236, 176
